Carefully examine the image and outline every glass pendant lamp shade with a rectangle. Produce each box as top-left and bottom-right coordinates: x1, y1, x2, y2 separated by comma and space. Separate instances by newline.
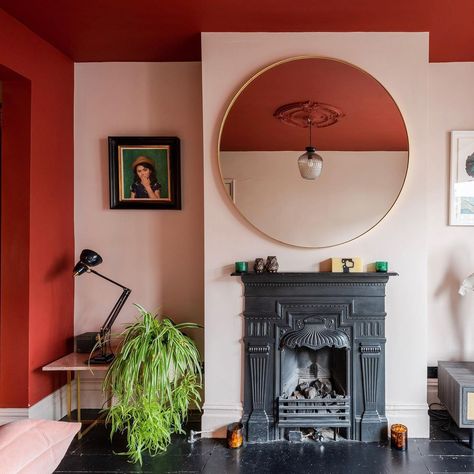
273, 100, 338, 180
298, 146, 323, 180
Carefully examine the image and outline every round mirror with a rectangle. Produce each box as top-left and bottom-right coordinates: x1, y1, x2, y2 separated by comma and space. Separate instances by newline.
218, 57, 409, 248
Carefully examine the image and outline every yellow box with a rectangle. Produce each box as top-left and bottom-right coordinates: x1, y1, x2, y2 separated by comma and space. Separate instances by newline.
331, 257, 363, 273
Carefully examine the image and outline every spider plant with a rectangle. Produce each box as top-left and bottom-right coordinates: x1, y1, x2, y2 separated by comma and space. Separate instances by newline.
103, 305, 202, 464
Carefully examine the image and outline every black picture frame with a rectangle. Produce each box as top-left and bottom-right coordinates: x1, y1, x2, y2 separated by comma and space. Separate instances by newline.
108, 136, 181, 210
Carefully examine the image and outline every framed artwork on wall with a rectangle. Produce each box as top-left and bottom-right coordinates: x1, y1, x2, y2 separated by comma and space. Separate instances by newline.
450, 131, 474, 225
108, 136, 181, 210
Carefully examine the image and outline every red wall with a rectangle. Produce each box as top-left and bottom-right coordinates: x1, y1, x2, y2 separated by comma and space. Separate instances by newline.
0, 10, 74, 407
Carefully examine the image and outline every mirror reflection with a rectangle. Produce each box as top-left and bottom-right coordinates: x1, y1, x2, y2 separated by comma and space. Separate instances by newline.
218, 57, 409, 248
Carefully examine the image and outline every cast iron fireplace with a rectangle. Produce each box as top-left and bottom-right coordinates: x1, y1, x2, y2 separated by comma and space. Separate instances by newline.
236, 272, 396, 443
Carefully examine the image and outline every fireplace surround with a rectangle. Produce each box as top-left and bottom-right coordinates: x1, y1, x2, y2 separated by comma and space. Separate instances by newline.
236, 272, 397, 443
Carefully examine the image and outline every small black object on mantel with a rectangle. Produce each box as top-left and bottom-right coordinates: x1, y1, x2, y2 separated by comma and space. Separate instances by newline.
254, 258, 265, 274
265, 256, 279, 273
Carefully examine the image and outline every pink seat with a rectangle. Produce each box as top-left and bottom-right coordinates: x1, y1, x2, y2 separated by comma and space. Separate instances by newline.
0, 419, 81, 473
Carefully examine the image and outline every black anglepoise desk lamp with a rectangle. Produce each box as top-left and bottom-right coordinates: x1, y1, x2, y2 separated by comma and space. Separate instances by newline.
73, 249, 131, 364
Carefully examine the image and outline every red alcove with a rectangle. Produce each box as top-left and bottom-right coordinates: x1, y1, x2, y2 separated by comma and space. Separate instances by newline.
0, 9, 75, 409
0, 67, 31, 407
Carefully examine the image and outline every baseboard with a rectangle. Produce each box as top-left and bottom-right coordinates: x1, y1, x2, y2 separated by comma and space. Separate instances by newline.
202, 402, 429, 439
29, 384, 70, 421
385, 403, 430, 438
0, 384, 71, 425
0, 408, 29, 425
79, 376, 107, 409
201, 403, 243, 438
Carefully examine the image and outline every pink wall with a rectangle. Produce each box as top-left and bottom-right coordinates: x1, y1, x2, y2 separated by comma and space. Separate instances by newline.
427, 63, 474, 364
202, 32, 430, 437
0, 10, 74, 407
74, 63, 204, 360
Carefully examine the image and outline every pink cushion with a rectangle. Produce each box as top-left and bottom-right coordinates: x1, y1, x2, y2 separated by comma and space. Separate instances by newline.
0, 419, 81, 473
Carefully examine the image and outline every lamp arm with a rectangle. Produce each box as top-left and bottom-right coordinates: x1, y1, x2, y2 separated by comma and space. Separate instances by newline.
100, 288, 131, 335
89, 269, 129, 291
80, 267, 131, 365
88, 268, 131, 340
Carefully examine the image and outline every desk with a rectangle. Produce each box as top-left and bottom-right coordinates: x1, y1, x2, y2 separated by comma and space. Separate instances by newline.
43, 352, 111, 439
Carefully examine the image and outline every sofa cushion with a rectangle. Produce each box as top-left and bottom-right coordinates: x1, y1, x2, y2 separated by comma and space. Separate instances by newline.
0, 419, 81, 474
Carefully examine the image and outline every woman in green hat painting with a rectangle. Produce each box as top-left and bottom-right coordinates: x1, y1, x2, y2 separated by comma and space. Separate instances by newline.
130, 156, 161, 199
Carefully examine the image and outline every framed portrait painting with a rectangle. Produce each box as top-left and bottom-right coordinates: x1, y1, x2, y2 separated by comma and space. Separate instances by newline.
109, 136, 181, 210
450, 131, 474, 225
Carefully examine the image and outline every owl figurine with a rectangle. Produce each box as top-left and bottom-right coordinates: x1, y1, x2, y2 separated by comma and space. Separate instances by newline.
265, 256, 279, 273
254, 258, 265, 274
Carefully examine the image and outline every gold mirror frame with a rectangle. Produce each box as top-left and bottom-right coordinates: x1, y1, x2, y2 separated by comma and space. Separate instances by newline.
218, 56, 409, 248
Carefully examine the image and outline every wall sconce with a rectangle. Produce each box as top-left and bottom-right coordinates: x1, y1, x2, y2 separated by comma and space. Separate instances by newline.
74, 249, 131, 364
274, 100, 344, 180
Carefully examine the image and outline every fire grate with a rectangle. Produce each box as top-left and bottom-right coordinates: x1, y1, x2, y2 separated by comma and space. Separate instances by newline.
278, 396, 351, 428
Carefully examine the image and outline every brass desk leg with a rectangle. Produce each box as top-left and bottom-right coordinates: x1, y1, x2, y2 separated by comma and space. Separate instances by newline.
70, 371, 108, 439
78, 382, 108, 439
66, 371, 72, 421
77, 372, 82, 440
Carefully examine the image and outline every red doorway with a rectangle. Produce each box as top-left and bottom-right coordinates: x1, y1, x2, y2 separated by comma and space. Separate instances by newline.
0, 66, 31, 408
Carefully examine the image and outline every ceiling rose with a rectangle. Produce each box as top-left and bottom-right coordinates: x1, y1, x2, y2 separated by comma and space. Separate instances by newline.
273, 100, 345, 128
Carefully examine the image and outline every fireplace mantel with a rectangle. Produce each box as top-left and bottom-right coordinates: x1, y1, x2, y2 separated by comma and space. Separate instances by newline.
233, 271, 398, 282
234, 271, 398, 443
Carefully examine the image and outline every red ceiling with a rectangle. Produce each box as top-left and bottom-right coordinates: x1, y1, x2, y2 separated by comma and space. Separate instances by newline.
0, 0, 473, 62
221, 58, 408, 152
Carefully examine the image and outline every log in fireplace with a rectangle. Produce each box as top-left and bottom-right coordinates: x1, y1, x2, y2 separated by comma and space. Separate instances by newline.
235, 272, 397, 443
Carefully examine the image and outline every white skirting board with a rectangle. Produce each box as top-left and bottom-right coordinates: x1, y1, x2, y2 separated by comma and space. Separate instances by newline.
385, 404, 430, 438
0, 384, 71, 426
78, 376, 107, 409
201, 403, 243, 438
0, 408, 29, 426
202, 402, 430, 439
1, 382, 433, 437
0, 377, 108, 426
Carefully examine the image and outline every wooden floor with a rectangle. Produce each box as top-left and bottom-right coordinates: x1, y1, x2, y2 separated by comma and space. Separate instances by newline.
56, 411, 474, 473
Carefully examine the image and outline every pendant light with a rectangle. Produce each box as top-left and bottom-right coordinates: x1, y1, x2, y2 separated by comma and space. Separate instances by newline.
273, 100, 344, 181
297, 118, 323, 180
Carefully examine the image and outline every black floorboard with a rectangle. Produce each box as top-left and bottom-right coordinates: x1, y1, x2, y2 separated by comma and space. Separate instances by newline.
55, 410, 474, 473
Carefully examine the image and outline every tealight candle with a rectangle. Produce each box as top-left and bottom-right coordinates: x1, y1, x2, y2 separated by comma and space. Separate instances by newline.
235, 261, 248, 273
391, 423, 408, 450
375, 261, 388, 272
227, 422, 243, 448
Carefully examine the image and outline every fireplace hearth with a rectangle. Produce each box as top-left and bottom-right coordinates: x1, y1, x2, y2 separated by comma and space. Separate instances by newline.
235, 272, 397, 443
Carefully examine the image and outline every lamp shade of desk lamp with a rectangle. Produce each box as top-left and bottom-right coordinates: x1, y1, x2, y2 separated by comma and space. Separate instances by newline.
73, 249, 131, 364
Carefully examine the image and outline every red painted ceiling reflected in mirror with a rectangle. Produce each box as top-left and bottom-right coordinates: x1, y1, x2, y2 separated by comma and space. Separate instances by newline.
220, 57, 408, 152
218, 57, 409, 248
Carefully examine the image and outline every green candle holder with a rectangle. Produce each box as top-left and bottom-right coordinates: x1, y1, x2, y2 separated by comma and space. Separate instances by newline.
235, 261, 248, 273
375, 261, 388, 272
